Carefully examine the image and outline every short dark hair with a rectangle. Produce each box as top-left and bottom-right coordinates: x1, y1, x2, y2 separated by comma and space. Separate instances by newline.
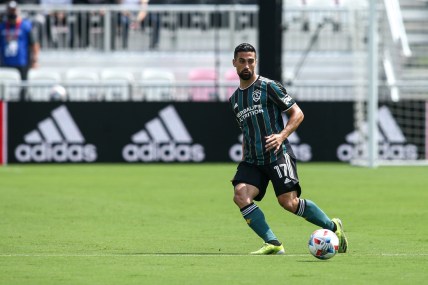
234, 43, 256, 59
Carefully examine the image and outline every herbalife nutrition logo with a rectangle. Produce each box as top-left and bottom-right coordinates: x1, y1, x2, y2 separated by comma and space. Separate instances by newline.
15, 105, 97, 162
337, 106, 417, 161
122, 105, 205, 162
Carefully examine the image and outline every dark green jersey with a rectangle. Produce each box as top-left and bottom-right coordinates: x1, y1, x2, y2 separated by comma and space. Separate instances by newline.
229, 76, 296, 165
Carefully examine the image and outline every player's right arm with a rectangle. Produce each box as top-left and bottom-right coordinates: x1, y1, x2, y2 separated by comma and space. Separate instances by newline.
282, 103, 304, 137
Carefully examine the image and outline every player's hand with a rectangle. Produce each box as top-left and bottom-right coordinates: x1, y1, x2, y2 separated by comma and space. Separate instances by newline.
265, 134, 284, 153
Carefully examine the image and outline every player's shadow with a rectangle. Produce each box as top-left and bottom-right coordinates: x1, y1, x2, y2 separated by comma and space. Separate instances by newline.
297, 260, 329, 263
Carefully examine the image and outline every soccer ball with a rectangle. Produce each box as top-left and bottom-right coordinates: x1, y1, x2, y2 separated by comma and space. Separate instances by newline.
308, 229, 339, 260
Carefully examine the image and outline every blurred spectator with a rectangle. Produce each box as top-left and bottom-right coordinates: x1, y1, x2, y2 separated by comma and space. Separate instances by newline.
72, 0, 91, 48
0, 1, 40, 100
115, 0, 160, 50
114, 0, 133, 49
19, 1, 46, 50
138, 0, 160, 49
40, 0, 73, 48
75, 0, 115, 49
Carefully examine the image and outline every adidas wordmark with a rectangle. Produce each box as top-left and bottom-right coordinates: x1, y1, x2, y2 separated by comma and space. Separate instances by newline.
337, 106, 417, 161
122, 105, 205, 162
14, 105, 97, 162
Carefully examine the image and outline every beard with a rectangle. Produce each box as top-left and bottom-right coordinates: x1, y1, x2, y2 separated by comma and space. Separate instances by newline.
238, 69, 253, 80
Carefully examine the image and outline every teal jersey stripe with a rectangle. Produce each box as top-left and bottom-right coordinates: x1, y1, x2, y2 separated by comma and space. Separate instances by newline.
248, 84, 265, 163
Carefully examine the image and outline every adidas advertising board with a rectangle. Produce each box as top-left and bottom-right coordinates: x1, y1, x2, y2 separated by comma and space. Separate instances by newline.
4, 102, 425, 163
337, 105, 422, 161
122, 105, 205, 162
6, 102, 239, 163
13, 105, 97, 163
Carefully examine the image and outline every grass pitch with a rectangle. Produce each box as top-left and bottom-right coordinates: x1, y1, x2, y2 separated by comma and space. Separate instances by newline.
0, 163, 427, 285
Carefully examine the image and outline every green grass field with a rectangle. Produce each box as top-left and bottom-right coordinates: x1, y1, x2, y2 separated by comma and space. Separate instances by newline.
0, 163, 427, 285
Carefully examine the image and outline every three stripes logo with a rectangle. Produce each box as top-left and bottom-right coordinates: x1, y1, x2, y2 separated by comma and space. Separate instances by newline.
15, 105, 97, 162
122, 105, 205, 162
337, 106, 418, 161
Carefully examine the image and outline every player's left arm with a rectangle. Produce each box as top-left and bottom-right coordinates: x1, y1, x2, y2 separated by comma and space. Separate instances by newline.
265, 104, 304, 153
265, 81, 304, 153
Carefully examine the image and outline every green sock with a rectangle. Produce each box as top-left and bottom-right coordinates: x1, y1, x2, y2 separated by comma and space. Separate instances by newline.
295, 199, 335, 231
241, 203, 278, 243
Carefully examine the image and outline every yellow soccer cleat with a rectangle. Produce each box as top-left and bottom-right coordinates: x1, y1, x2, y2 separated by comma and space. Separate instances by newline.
332, 218, 348, 253
250, 243, 285, 255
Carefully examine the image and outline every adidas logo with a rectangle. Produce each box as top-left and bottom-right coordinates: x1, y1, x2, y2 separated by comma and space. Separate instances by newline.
337, 106, 418, 161
284, 177, 292, 184
15, 105, 97, 162
122, 105, 205, 162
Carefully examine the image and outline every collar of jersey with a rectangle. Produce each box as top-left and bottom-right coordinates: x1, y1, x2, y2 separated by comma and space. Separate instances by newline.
239, 75, 259, 91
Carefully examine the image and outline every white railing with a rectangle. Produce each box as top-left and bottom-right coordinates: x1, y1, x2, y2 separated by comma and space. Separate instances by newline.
2, 81, 427, 102
19, 4, 258, 52
15, 4, 359, 52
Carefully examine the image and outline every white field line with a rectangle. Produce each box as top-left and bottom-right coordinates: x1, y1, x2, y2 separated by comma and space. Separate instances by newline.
0, 253, 427, 257
0, 253, 304, 257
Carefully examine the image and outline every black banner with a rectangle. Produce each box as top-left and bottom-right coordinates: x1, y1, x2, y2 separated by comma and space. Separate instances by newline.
8, 102, 238, 163
7, 102, 357, 163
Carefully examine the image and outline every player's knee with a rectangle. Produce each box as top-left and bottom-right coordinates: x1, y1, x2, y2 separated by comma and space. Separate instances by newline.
233, 188, 246, 205
278, 196, 299, 213
233, 184, 250, 206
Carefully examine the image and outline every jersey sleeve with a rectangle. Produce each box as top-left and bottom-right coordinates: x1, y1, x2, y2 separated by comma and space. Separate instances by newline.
229, 94, 243, 131
267, 80, 296, 112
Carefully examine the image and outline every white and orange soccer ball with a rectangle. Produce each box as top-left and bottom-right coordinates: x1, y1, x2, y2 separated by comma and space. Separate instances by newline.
308, 229, 339, 260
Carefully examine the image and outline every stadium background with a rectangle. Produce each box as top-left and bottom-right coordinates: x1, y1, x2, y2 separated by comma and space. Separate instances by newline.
0, 0, 427, 165
1, 2, 427, 285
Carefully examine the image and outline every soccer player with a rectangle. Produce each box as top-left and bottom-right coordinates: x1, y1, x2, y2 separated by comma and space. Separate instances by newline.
229, 43, 348, 255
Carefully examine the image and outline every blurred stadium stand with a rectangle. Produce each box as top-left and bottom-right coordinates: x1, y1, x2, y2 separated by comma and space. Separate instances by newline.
140, 68, 175, 101
188, 67, 217, 101
0, 68, 21, 101
28, 68, 62, 101
399, 0, 428, 79
0, 1, 426, 102
100, 68, 135, 101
